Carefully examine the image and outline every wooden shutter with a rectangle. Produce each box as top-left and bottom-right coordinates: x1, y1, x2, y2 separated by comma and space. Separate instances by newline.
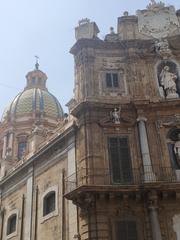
106, 73, 112, 87
109, 137, 132, 183
119, 138, 133, 182
112, 73, 119, 87
115, 220, 138, 240
109, 137, 121, 182
115, 221, 126, 240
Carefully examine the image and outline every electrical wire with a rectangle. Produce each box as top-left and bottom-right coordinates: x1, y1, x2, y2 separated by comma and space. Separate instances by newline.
0, 82, 19, 90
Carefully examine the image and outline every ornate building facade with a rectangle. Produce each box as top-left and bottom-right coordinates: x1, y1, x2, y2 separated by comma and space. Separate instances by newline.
0, 1, 180, 239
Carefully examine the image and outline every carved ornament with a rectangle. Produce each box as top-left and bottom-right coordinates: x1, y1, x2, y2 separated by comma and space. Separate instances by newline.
137, 2, 179, 39
99, 108, 135, 127
154, 38, 172, 59
156, 114, 180, 128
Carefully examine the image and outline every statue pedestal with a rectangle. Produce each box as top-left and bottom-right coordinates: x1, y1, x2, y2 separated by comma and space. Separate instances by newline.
166, 93, 179, 99
175, 170, 180, 181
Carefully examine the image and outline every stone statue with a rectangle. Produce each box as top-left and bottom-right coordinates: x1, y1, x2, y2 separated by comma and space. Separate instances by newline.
174, 134, 180, 164
110, 107, 121, 124
159, 66, 178, 98
154, 39, 172, 59
147, 0, 165, 10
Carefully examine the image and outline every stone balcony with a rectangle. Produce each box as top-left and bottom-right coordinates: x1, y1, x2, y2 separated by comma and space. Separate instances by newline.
64, 165, 180, 201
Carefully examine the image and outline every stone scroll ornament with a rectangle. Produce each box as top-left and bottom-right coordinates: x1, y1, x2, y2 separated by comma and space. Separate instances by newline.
137, 0, 179, 39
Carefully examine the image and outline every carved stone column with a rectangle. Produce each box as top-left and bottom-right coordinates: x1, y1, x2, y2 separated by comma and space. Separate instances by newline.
1, 135, 8, 178
148, 192, 162, 240
2, 135, 7, 159
24, 167, 33, 240
137, 116, 155, 181
7, 132, 14, 156
173, 214, 180, 240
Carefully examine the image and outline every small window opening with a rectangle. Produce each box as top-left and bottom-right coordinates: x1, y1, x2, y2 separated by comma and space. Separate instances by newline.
43, 191, 56, 216
18, 142, 27, 160
106, 73, 119, 88
7, 214, 17, 236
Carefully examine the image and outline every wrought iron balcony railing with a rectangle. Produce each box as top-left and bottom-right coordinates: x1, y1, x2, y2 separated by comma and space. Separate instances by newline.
65, 165, 180, 194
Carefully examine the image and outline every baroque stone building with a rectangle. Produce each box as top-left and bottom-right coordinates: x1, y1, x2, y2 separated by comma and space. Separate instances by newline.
0, 1, 180, 239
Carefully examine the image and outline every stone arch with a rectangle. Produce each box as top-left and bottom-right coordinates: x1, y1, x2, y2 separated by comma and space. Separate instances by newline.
166, 128, 180, 172
167, 128, 180, 141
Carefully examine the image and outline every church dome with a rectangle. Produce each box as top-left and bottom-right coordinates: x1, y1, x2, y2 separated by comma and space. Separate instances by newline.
2, 63, 63, 122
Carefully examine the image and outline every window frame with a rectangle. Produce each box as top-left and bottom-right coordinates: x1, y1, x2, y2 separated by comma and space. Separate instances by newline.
6, 210, 18, 239
43, 191, 56, 216
99, 69, 127, 96
108, 136, 133, 184
16, 134, 28, 160
17, 141, 27, 160
111, 218, 139, 240
40, 186, 58, 223
106, 72, 119, 88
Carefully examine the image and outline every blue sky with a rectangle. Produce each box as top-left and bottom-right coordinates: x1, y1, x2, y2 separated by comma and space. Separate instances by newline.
0, 0, 179, 117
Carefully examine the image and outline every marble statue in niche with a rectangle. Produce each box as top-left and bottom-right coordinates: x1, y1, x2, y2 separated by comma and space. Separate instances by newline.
160, 66, 178, 98
157, 61, 180, 99
174, 133, 180, 164
110, 107, 121, 124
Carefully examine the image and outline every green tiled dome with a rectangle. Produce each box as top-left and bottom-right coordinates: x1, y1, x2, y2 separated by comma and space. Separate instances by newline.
2, 88, 63, 121
2, 66, 64, 122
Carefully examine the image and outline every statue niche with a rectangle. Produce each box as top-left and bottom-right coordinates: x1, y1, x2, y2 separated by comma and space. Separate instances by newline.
157, 61, 180, 99
167, 128, 180, 170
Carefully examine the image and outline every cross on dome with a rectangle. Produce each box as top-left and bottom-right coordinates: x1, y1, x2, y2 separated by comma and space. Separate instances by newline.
35, 55, 40, 70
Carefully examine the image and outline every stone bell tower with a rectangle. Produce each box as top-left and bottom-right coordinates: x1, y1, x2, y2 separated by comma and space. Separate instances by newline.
65, 1, 180, 240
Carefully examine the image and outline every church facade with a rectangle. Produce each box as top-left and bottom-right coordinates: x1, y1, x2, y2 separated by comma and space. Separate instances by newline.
0, 1, 180, 240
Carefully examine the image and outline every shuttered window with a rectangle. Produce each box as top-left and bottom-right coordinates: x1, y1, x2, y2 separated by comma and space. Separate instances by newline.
106, 73, 119, 88
108, 137, 132, 183
115, 220, 138, 240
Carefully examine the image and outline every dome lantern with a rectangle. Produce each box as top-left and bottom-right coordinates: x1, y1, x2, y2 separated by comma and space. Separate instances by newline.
25, 60, 48, 91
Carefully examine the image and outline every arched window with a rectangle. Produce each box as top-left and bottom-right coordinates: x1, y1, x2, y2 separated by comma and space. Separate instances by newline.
18, 142, 27, 160
43, 191, 56, 216
17, 134, 28, 160
7, 214, 17, 236
41, 186, 58, 223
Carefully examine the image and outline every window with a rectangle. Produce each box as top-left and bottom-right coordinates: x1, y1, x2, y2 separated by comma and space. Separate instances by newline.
41, 186, 58, 223
18, 142, 27, 160
7, 214, 17, 236
115, 220, 138, 240
106, 73, 119, 88
31, 77, 36, 85
108, 137, 132, 183
43, 191, 56, 216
